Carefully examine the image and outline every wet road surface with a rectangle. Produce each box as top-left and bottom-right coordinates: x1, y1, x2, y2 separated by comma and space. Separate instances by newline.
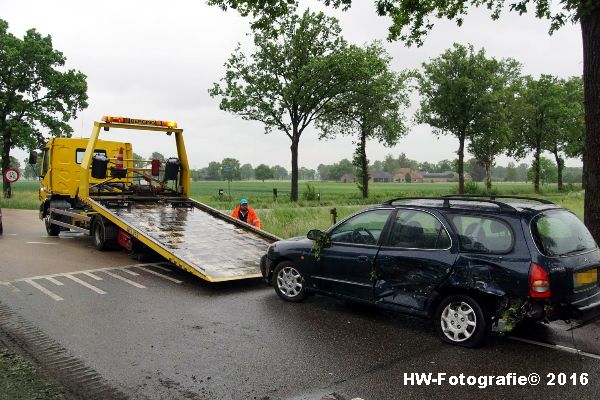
1, 209, 599, 399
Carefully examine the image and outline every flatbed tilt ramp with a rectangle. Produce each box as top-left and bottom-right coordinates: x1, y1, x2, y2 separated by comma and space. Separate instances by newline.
85, 197, 280, 282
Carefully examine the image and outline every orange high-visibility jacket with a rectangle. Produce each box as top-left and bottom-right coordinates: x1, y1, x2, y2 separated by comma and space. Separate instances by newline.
231, 206, 262, 229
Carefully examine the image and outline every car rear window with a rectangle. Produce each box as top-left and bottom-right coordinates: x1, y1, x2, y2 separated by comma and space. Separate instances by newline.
450, 215, 514, 254
531, 211, 597, 257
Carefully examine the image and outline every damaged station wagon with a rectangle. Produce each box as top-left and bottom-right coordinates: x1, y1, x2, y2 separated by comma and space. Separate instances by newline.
261, 196, 600, 347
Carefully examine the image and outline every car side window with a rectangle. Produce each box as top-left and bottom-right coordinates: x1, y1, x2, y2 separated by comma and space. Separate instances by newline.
450, 215, 513, 254
386, 209, 451, 249
330, 209, 392, 245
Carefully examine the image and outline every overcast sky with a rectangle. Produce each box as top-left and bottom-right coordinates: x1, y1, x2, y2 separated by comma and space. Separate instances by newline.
2, 0, 584, 170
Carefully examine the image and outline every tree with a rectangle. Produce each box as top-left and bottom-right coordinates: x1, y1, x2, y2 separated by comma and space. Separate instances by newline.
205, 161, 222, 180
255, 164, 273, 182
417, 43, 520, 194
317, 43, 410, 198
150, 152, 165, 161
271, 165, 288, 180
0, 19, 88, 198
316, 164, 329, 181
551, 76, 584, 190
299, 167, 316, 180
505, 162, 518, 182
465, 159, 486, 182
240, 163, 254, 180
527, 157, 558, 187
132, 152, 144, 168
23, 154, 40, 179
221, 157, 241, 180
210, 10, 363, 201
509, 75, 567, 193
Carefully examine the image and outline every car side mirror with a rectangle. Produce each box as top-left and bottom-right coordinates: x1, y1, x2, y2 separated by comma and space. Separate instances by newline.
28, 151, 38, 165
307, 229, 325, 241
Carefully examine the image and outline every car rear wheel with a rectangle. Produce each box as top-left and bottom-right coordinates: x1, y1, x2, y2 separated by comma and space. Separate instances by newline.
434, 294, 488, 348
273, 261, 307, 302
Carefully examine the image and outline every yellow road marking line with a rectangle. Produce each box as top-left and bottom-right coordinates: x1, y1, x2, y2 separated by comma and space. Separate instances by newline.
102, 271, 145, 289
64, 274, 106, 295
24, 279, 63, 301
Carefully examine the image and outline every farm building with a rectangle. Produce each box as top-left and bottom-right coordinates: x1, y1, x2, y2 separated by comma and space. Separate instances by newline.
393, 168, 424, 183
370, 171, 392, 183
339, 174, 356, 183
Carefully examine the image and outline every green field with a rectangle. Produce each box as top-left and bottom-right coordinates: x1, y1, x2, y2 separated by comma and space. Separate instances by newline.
1, 180, 584, 238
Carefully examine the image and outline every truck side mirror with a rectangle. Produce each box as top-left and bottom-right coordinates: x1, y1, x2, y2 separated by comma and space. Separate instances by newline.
28, 151, 38, 165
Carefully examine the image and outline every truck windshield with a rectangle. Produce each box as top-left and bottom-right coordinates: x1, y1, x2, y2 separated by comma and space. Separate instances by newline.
531, 210, 598, 257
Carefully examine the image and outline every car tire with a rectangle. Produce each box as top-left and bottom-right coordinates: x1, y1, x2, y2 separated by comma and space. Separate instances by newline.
92, 218, 117, 251
434, 294, 488, 348
44, 213, 61, 236
273, 261, 308, 302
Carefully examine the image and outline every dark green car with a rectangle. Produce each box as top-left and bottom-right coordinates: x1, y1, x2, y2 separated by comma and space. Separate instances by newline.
261, 196, 600, 347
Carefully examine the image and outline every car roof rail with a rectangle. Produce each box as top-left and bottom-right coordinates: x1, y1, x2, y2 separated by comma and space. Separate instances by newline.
382, 196, 518, 212
442, 194, 555, 205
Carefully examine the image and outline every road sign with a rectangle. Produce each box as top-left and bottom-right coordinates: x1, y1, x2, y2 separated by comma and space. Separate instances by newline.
223, 167, 233, 173
3, 168, 20, 183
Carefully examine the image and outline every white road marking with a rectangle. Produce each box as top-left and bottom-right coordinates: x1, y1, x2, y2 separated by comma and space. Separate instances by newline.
121, 268, 139, 276
82, 271, 103, 281
0, 282, 21, 292
64, 274, 106, 295
46, 277, 64, 286
508, 336, 600, 360
5, 233, 17, 236
133, 266, 183, 284
149, 263, 172, 272
26, 241, 57, 245
24, 279, 63, 301
102, 270, 145, 289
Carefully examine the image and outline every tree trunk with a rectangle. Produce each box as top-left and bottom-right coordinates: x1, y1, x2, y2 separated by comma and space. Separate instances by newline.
359, 131, 369, 199
457, 134, 465, 194
552, 148, 564, 191
484, 161, 492, 192
2, 138, 12, 199
582, 8, 600, 243
290, 129, 300, 202
534, 146, 541, 193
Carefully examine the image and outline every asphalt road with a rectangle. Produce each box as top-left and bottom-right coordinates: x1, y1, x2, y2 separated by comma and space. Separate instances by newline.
1, 209, 600, 400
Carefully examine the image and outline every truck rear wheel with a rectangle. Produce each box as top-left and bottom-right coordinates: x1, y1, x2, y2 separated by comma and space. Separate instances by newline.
92, 218, 117, 251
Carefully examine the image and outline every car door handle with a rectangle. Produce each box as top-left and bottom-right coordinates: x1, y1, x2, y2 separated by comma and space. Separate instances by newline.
357, 255, 369, 263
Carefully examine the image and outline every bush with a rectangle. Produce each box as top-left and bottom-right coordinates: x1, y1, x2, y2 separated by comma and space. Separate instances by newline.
302, 183, 318, 201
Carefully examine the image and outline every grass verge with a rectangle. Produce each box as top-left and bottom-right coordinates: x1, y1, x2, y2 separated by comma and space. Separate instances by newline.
0, 344, 66, 400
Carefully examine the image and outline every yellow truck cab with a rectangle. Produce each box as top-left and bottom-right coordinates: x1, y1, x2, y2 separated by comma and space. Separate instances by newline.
33, 116, 277, 282
39, 138, 133, 223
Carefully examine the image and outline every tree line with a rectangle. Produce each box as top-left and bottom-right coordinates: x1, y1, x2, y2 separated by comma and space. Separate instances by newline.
210, 11, 583, 201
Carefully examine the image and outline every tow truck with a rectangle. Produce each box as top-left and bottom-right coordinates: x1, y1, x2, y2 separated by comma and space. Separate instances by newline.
32, 116, 279, 282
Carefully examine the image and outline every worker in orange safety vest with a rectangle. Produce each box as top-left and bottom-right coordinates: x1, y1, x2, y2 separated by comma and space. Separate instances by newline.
231, 198, 262, 228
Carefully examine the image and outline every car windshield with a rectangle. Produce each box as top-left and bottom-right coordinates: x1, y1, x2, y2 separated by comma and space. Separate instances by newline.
532, 210, 598, 257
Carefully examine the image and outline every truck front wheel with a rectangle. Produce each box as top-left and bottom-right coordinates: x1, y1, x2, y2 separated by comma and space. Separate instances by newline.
92, 218, 117, 251
44, 213, 60, 236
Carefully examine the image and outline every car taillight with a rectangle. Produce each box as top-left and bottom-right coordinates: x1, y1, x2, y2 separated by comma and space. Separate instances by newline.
529, 262, 551, 298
